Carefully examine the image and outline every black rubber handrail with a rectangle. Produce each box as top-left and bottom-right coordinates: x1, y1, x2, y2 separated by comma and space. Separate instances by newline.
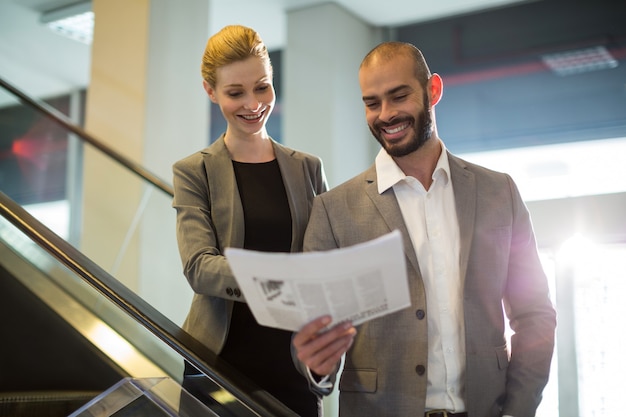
0, 76, 173, 197
0, 191, 297, 416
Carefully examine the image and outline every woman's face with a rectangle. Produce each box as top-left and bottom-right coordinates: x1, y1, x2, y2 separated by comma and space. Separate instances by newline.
206, 56, 275, 137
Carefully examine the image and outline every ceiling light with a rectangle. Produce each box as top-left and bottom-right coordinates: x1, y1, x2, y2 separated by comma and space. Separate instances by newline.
542, 46, 618, 76
41, 1, 94, 45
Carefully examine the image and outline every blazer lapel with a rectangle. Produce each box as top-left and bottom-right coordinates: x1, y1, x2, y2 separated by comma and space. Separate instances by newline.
203, 136, 245, 248
448, 152, 476, 286
363, 165, 420, 275
273, 142, 308, 251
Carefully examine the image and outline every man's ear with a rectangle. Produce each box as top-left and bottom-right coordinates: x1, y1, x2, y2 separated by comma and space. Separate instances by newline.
428, 73, 443, 107
203, 80, 218, 103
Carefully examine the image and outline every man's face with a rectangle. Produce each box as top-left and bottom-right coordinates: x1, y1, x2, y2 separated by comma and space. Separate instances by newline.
359, 55, 433, 157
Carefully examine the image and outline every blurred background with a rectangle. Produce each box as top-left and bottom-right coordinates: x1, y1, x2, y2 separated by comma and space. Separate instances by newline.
1, 0, 625, 416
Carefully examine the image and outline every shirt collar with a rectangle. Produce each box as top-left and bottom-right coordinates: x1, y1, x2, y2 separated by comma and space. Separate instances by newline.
375, 139, 451, 194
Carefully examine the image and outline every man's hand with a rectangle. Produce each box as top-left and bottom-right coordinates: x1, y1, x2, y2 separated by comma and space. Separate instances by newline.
293, 315, 357, 376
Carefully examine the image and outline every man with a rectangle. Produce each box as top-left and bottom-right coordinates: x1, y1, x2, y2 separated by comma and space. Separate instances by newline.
292, 42, 556, 417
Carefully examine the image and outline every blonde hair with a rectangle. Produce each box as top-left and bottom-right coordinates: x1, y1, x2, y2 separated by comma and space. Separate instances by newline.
201, 25, 272, 87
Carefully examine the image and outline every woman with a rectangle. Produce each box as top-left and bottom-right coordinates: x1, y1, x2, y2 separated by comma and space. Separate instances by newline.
172, 25, 327, 416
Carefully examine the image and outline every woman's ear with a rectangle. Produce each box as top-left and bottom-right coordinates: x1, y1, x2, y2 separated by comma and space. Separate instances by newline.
428, 73, 443, 107
203, 80, 218, 103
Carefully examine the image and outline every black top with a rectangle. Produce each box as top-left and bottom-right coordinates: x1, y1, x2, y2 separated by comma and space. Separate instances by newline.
220, 159, 318, 416
232, 159, 292, 252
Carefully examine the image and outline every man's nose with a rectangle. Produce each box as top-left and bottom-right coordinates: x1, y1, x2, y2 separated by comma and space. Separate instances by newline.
379, 101, 397, 122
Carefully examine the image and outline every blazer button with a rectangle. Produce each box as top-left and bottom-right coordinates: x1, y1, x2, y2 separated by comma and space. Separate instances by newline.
415, 365, 426, 376
415, 309, 425, 320
234, 288, 241, 297
226, 287, 233, 296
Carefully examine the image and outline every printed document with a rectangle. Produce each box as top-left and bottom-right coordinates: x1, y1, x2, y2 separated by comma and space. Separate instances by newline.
224, 230, 410, 331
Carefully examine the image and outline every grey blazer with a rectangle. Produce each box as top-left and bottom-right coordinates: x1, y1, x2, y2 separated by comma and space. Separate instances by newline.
172, 135, 328, 354
299, 152, 556, 417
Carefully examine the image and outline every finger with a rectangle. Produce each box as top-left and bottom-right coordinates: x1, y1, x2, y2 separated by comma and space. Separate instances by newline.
295, 320, 352, 357
293, 315, 332, 348
296, 322, 355, 364
306, 328, 356, 375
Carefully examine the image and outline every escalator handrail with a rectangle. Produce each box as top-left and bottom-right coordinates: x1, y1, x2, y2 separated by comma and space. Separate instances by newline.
0, 76, 173, 197
0, 191, 298, 417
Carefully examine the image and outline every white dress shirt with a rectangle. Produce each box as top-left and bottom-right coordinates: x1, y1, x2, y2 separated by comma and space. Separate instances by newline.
375, 143, 467, 413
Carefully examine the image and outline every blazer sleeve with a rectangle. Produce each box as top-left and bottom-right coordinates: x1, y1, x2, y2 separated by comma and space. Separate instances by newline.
172, 154, 241, 299
291, 194, 341, 396
502, 174, 557, 416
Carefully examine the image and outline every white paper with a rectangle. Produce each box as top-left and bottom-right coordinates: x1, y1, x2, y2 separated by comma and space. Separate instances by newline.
224, 230, 410, 331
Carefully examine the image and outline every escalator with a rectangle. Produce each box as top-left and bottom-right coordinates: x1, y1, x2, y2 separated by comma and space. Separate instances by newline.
0, 243, 121, 415
0, 226, 124, 416
0, 77, 300, 417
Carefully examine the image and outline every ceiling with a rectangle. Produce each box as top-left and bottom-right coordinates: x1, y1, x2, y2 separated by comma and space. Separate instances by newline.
0, 0, 531, 104
209, 0, 532, 48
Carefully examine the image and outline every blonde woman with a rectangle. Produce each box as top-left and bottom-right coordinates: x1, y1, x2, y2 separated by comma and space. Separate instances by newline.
172, 25, 327, 416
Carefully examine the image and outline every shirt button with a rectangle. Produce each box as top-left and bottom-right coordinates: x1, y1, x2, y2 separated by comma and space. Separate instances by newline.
234, 288, 241, 297
415, 309, 426, 320
226, 287, 233, 296
415, 365, 426, 376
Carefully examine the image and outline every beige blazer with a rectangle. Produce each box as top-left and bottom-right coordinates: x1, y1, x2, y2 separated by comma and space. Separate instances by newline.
172, 135, 328, 354
299, 152, 556, 417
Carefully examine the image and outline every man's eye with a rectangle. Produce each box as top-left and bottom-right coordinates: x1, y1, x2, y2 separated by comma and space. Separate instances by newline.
365, 102, 379, 108
394, 95, 407, 101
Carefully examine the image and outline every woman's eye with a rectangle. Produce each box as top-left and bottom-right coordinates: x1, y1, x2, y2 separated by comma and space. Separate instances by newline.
227, 91, 243, 98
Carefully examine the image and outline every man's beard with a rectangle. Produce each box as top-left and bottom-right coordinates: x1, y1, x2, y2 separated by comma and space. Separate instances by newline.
370, 93, 433, 157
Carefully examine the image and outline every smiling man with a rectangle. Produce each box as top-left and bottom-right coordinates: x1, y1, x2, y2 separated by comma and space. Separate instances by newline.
292, 42, 557, 417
